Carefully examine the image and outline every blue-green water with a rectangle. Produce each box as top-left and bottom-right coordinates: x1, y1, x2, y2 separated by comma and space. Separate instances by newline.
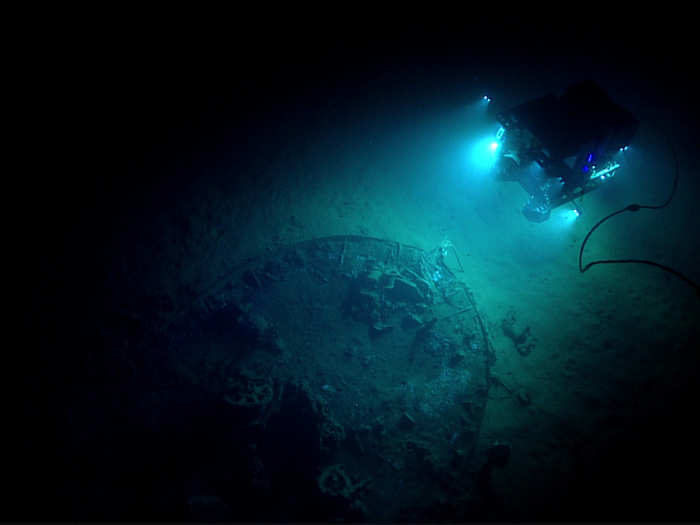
19, 19, 700, 522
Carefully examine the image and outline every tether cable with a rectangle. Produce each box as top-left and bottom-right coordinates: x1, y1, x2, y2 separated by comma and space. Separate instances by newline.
578, 128, 700, 296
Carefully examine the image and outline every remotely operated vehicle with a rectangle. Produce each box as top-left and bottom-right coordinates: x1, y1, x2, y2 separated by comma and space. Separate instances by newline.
486, 80, 638, 222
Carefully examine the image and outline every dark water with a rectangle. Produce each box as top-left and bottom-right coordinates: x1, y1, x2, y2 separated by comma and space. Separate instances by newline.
17, 19, 700, 522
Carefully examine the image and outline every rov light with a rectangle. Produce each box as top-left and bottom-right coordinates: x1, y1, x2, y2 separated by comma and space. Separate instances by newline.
483, 95, 491, 102
563, 208, 581, 222
589, 162, 620, 180
469, 134, 502, 173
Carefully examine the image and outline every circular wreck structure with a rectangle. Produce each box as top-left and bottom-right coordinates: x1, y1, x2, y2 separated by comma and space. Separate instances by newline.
160, 236, 495, 521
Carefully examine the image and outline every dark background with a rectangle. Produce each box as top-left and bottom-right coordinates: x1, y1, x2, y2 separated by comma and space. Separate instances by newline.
15, 13, 700, 521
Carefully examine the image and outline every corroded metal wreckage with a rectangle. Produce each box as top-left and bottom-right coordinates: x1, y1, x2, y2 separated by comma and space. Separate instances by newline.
161, 236, 496, 521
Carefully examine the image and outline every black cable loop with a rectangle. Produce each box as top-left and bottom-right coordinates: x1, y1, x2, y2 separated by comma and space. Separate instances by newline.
578, 123, 699, 296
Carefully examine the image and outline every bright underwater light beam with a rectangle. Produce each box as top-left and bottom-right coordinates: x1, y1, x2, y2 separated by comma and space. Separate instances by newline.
552, 206, 581, 228
466, 125, 505, 173
468, 135, 501, 174
565, 208, 580, 221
